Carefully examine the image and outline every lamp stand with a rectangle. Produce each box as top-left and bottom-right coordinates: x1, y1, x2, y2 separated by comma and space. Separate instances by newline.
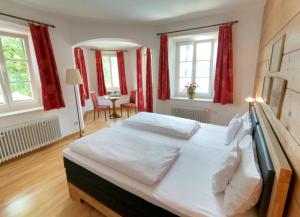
73, 85, 83, 138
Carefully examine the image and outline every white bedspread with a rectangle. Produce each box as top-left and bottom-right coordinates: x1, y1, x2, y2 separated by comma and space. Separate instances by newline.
123, 112, 201, 139
64, 123, 257, 217
69, 127, 180, 185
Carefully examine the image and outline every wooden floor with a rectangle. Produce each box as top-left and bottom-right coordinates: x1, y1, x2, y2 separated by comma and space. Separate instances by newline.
0, 109, 132, 217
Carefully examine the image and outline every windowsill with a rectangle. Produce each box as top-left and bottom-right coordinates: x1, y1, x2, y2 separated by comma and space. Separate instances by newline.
0, 106, 44, 118
171, 96, 213, 102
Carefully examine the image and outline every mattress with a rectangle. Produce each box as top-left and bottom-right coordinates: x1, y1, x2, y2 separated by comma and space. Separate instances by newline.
63, 123, 257, 217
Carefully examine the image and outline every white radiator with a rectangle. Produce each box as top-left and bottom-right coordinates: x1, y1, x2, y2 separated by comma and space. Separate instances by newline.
171, 107, 208, 122
0, 116, 62, 163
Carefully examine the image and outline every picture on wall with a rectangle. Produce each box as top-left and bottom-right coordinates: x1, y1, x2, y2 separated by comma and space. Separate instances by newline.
262, 76, 273, 104
269, 77, 287, 119
269, 34, 286, 73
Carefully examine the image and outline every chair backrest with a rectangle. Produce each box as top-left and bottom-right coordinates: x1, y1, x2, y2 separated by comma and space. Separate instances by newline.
129, 90, 136, 104
90, 91, 99, 108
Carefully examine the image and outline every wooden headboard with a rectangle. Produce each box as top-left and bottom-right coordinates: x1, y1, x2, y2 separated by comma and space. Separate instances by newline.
254, 0, 300, 216
252, 104, 292, 217
252, 114, 275, 217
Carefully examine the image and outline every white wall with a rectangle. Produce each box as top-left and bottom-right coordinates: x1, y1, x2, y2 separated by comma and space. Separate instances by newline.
0, 1, 82, 136
154, 6, 264, 125
0, 1, 156, 136
68, 19, 156, 114
0, 1, 264, 137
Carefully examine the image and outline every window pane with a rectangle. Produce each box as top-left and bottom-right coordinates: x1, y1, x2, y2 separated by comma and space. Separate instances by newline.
103, 56, 110, 73
102, 56, 111, 88
196, 42, 212, 60
0, 85, 4, 104
179, 77, 192, 93
103, 56, 110, 67
196, 77, 209, 93
196, 61, 210, 77
180, 45, 193, 61
1, 36, 26, 60
10, 82, 33, 101
5, 60, 30, 82
111, 57, 119, 88
103, 67, 112, 88
179, 62, 192, 77
111, 56, 118, 68
111, 67, 119, 88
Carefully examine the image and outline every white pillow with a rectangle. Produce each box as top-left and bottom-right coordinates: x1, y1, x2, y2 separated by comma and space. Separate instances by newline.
225, 114, 242, 145
228, 113, 240, 125
242, 112, 250, 123
235, 113, 252, 142
224, 136, 262, 216
212, 141, 241, 194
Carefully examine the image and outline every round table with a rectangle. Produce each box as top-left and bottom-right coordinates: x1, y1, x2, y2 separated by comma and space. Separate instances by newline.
107, 96, 121, 119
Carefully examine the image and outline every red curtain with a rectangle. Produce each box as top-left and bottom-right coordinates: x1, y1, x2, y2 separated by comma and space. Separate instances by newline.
136, 48, 144, 111
74, 47, 89, 107
116, 51, 128, 95
29, 23, 65, 111
158, 34, 170, 100
213, 25, 233, 104
146, 48, 153, 112
95, 50, 107, 96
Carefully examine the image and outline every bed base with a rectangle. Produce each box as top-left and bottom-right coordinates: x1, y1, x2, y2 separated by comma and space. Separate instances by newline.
68, 182, 121, 217
64, 158, 178, 217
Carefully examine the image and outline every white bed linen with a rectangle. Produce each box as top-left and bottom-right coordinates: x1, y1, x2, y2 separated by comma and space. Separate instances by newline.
123, 112, 201, 139
63, 123, 257, 217
69, 128, 180, 185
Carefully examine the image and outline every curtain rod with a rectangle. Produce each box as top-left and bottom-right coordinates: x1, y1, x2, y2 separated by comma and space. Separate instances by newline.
156, 20, 238, 36
90, 49, 128, 52
0, 12, 56, 28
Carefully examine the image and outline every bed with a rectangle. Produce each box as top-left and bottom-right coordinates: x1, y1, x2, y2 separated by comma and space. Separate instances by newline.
63, 106, 290, 217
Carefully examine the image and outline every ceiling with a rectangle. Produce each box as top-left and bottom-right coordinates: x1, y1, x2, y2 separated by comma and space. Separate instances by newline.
7, 0, 265, 23
75, 38, 140, 50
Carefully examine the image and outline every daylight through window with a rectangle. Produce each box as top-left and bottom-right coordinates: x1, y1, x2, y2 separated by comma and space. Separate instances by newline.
177, 38, 217, 98
102, 55, 120, 90
0, 32, 37, 111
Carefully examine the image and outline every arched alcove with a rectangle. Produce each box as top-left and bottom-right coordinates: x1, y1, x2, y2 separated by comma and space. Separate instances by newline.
72, 37, 146, 123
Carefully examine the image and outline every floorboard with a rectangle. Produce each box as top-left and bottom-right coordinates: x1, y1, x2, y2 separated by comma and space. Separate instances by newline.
0, 109, 133, 217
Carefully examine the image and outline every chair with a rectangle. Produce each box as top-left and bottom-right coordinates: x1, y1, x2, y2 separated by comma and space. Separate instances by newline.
120, 90, 137, 117
90, 91, 111, 121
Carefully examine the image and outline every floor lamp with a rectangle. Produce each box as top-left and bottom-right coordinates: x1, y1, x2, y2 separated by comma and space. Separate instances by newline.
66, 68, 83, 138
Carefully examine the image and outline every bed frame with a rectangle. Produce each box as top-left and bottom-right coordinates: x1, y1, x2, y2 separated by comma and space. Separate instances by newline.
64, 104, 292, 217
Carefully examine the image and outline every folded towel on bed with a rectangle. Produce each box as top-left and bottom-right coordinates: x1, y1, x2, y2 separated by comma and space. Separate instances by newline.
69, 128, 180, 185
123, 112, 201, 139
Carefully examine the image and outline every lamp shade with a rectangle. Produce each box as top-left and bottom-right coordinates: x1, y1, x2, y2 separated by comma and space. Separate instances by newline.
245, 97, 255, 103
65, 68, 83, 85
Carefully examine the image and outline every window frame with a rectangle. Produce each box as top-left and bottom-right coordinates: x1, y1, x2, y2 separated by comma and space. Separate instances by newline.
102, 54, 120, 91
0, 31, 38, 112
175, 38, 217, 99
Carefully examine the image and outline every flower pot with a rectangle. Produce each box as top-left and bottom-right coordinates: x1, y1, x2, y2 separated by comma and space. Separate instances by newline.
188, 93, 195, 99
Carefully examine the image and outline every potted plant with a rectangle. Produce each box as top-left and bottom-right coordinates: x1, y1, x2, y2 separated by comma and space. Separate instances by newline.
186, 82, 198, 99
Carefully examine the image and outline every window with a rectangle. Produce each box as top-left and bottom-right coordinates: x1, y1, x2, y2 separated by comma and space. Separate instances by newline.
0, 32, 37, 112
176, 39, 217, 98
102, 55, 119, 90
